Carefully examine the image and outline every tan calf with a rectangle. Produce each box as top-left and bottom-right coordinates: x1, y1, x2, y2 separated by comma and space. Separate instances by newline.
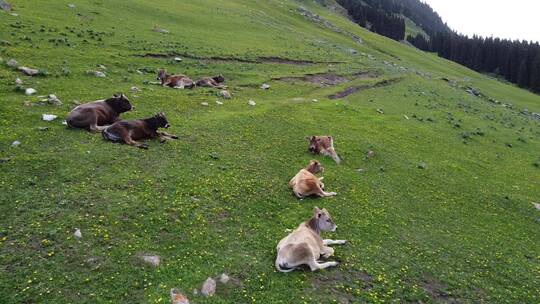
275, 207, 346, 272
307, 136, 341, 164
157, 69, 195, 89
289, 160, 337, 198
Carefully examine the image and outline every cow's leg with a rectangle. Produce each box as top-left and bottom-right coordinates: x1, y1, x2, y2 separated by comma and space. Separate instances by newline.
89, 118, 108, 133
307, 258, 339, 271
158, 131, 178, 139
320, 246, 335, 259
121, 132, 148, 149
323, 239, 347, 246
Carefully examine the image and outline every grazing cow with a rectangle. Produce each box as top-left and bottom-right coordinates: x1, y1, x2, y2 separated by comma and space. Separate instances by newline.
102, 112, 178, 149
66, 93, 133, 132
307, 136, 341, 164
195, 75, 226, 89
289, 160, 337, 198
276, 207, 346, 272
157, 69, 195, 89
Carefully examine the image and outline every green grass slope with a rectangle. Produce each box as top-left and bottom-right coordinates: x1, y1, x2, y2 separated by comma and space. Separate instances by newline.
0, 0, 539, 303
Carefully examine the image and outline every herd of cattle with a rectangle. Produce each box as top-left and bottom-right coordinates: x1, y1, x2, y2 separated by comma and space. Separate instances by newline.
64, 70, 346, 272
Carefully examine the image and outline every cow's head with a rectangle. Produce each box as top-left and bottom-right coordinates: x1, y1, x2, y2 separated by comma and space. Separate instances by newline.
314, 207, 337, 232
108, 93, 133, 113
306, 159, 323, 174
154, 112, 170, 129
306, 136, 320, 154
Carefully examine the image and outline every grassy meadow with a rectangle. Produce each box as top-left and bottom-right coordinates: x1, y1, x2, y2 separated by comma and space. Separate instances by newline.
0, 0, 539, 303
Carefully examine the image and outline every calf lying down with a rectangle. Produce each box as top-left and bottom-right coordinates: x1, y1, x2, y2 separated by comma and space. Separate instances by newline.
289, 160, 337, 198
157, 69, 195, 89
102, 112, 177, 149
307, 136, 341, 164
195, 75, 226, 89
276, 207, 346, 272
66, 93, 133, 132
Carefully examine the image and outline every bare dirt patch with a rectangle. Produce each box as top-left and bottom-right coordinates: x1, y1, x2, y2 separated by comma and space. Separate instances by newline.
137, 53, 341, 65
420, 275, 460, 304
273, 71, 378, 87
307, 269, 374, 304
328, 77, 401, 99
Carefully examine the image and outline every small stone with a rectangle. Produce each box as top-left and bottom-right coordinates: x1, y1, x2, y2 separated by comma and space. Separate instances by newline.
170, 288, 189, 304
74, 228, 82, 239
47, 94, 62, 105
11, 140, 21, 147
174, 57, 182, 62
215, 100, 223, 105
248, 99, 256, 106
140, 255, 160, 267
261, 83, 270, 90
68, 3, 76, 8
200, 102, 209, 106
366, 150, 375, 158
97, 64, 107, 70
18, 66, 39, 76
533, 203, 540, 211
37, 127, 49, 131
219, 273, 230, 284
15, 78, 23, 85
312, 99, 318, 102
220, 90, 231, 99
42, 114, 58, 121
25, 88, 37, 96
201, 277, 216, 297
193, 289, 198, 296
356, 168, 365, 173
131, 86, 141, 93
87, 70, 106, 78
417, 162, 427, 169
0, 0, 12, 12
153, 26, 170, 34
6, 58, 18, 68
0, 157, 10, 163
403, 115, 409, 120
376, 108, 384, 114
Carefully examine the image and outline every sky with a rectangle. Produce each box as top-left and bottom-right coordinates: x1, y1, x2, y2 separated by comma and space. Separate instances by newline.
421, 0, 540, 43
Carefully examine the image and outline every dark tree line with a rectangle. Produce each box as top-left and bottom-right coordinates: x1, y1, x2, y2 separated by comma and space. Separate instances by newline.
408, 32, 540, 92
337, 0, 405, 41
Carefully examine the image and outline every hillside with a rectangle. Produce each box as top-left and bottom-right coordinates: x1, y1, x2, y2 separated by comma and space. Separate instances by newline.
1, 0, 539, 303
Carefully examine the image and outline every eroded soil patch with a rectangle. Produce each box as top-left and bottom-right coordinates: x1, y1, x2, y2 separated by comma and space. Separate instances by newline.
329, 77, 402, 99
274, 71, 378, 87
420, 275, 461, 304
307, 269, 374, 304
137, 53, 341, 65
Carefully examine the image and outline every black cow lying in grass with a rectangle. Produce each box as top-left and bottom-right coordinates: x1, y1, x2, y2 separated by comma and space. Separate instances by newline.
195, 75, 226, 89
102, 112, 178, 149
66, 93, 133, 132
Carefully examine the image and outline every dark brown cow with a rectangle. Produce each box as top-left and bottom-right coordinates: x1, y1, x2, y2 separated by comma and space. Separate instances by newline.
307, 136, 341, 164
66, 94, 133, 132
195, 75, 226, 89
157, 69, 195, 89
102, 112, 178, 149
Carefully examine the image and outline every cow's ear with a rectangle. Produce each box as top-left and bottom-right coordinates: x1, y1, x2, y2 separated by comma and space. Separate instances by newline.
314, 206, 321, 216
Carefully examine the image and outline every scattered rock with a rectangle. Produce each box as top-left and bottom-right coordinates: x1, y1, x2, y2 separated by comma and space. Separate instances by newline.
173, 57, 182, 62
74, 228, 82, 239
15, 78, 22, 85
219, 273, 230, 284
7, 58, 18, 68
47, 94, 62, 106
170, 288, 189, 304
87, 70, 106, 78
0, 0, 12, 12
11, 140, 21, 147
97, 64, 107, 70
215, 100, 223, 105
131, 86, 141, 93
403, 114, 409, 120
192, 289, 198, 296
366, 150, 375, 158
37, 127, 49, 131
248, 99, 256, 106
260, 83, 270, 90
0, 157, 11, 163
25, 88, 37, 96
312, 99, 318, 102
356, 168, 366, 173
201, 277, 216, 297
376, 108, 384, 114
42, 114, 58, 121
533, 203, 540, 211
200, 102, 209, 106
153, 26, 170, 34
68, 3, 76, 8
209, 152, 219, 160
18, 66, 39, 76
220, 90, 231, 99
140, 255, 160, 267
417, 162, 427, 169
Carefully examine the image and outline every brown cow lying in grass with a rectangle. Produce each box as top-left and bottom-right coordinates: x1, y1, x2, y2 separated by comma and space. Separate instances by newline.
102, 112, 178, 149
195, 75, 226, 89
289, 160, 337, 198
157, 69, 195, 89
307, 136, 341, 164
276, 207, 346, 272
66, 93, 133, 132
